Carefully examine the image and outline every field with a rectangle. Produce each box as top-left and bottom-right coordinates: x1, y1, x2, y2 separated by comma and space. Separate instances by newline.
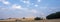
0, 19, 60, 22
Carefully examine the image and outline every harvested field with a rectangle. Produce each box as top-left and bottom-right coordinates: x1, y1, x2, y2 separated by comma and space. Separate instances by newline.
0, 19, 60, 22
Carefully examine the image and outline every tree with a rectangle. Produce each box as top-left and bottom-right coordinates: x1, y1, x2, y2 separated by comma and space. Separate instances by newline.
0, 19, 4, 20
46, 11, 60, 19
34, 17, 42, 20
23, 17, 25, 19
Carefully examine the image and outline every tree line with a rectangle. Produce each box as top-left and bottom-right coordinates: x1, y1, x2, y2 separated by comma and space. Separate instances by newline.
34, 11, 60, 20
0, 11, 60, 20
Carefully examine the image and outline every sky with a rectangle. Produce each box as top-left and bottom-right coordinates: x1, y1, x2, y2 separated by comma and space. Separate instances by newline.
0, 0, 60, 19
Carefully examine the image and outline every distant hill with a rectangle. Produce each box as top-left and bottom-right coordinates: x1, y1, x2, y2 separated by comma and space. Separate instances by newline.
46, 11, 60, 19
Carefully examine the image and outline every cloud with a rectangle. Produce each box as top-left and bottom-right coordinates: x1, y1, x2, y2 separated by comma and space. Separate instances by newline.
20, 0, 30, 4
20, 0, 31, 7
2, 1, 10, 5
23, 1, 30, 4
0, 4, 38, 14
34, 4, 38, 7
0, 0, 10, 5
12, 4, 22, 9
37, 0, 41, 2
0, 5, 46, 18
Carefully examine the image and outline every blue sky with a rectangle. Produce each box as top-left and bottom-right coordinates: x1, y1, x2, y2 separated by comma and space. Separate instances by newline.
0, 0, 60, 19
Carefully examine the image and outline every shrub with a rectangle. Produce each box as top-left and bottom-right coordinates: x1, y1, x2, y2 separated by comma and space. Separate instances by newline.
34, 17, 42, 20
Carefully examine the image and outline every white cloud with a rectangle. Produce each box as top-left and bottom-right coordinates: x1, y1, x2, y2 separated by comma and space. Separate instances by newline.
0, 4, 38, 18
11, 4, 38, 14
20, 0, 30, 4
0, 0, 10, 5
37, 0, 41, 2
2, 1, 10, 5
23, 1, 30, 4
35, 4, 38, 7
20, 0, 31, 7
12, 4, 22, 9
